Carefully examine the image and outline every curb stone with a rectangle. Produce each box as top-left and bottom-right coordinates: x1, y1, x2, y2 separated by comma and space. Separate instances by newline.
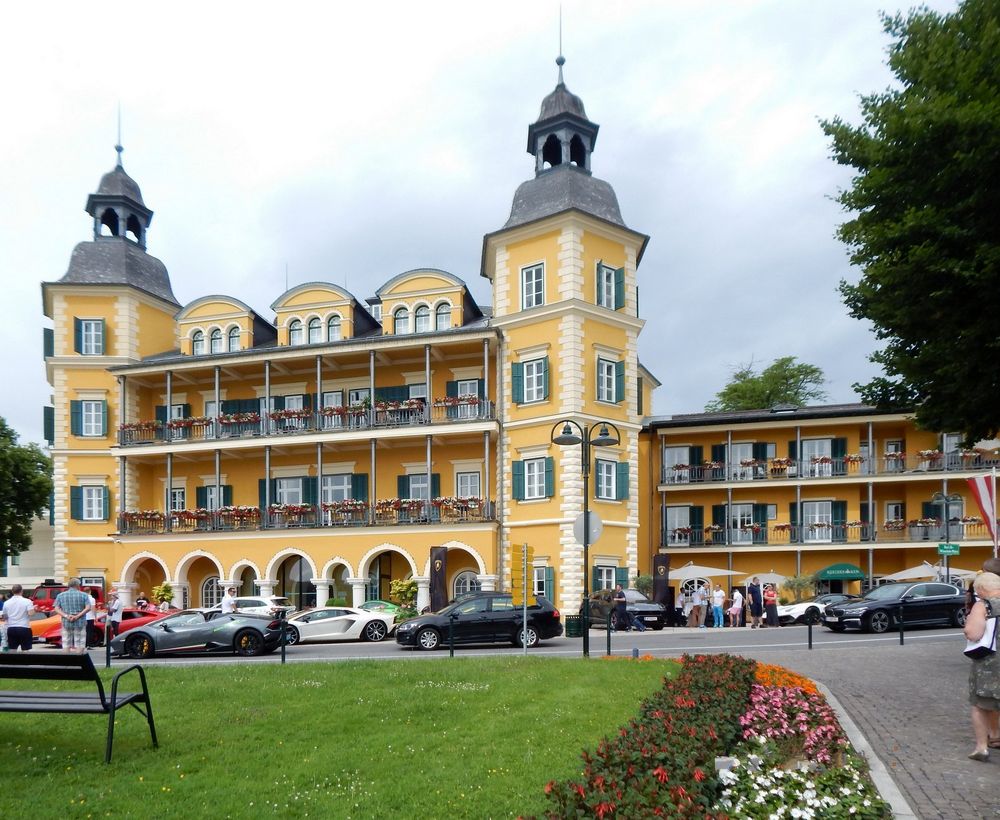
815, 681, 918, 820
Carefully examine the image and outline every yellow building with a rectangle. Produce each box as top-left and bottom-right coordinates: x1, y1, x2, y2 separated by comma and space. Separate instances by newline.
39, 62, 995, 616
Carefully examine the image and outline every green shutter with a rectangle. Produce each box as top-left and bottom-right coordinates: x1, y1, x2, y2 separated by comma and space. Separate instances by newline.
544, 567, 555, 601
374, 387, 390, 401
790, 503, 799, 526
70, 400, 82, 436
511, 362, 523, 404
752, 503, 768, 544
831, 437, 847, 458
43, 406, 54, 445
541, 357, 550, 400
70, 486, 83, 520
832, 500, 847, 543
752, 442, 769, 462
711, 444, 726, 463
477, 378, 485, 399
220, 400, 239, 415
690, 506, 704, 545
614, 360, 624, 404
43, 327, 54, 358
860, 502, 870, 524
258, 479, 275, 510
223, 485, 234, 506
73, 318, 82, 354
922, 501, 935, 519
100, 400, 108, 436
615, 567, 629, 587
637, 376, 644, 416
155, 405, 168, 423
196, 487, 208, 508
431, 473, 441, 498
351, 474, 368, 502
788, 440, 797, 459
181, 403, 191, 419
397, 475, 408, 498
712, 504, 727, 529
445, 380, 458, 419
48, 491, 54, 526
614, 266, 625, 310
688, 446, 703, 466
302, 476, 317, 506
544, 456, 555, 497
616, 461, 629, 500
102, 487, 110, 521
301, 393, 313, 410
512, 461, 525, 500
591, 567, 600, 593
271, 395, 286, 411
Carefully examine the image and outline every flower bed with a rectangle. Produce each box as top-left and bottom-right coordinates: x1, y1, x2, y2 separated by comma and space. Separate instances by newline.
535, 654, 890, 819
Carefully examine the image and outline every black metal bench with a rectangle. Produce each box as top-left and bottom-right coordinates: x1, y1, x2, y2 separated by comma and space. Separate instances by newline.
0, 653, 157, 763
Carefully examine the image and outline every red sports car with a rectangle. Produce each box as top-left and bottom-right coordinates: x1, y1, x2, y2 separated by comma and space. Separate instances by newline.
42, 608, 166, 647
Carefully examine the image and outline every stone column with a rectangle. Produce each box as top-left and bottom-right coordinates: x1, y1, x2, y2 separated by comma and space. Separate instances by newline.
348, 578, 367, 607
118, 582, 138, 608
478, 574, 498, 592
312, 579, 330, 607
257, 579, 275, 597
415, 576, 431, 613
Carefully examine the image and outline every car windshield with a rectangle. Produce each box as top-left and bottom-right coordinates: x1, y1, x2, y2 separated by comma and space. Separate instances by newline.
271, 598, 293, 607
862, 585, 907, 601
623, 590, 650, 603
163, 611, 208, 627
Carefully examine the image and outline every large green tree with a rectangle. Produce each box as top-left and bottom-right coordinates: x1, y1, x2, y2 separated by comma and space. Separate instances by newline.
705, 356, 827, 412
822, 0, 1000, 441
0, 417, 52, 564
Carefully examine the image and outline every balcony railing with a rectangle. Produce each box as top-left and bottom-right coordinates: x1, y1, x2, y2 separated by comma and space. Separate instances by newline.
660, 451, 1000, 484
116, 499, 497, 536
660, 519, 992, 547
118, 400, 497, 447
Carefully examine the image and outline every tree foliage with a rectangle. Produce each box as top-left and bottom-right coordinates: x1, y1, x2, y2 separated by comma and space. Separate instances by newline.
822, 0, 1000, 441
705, 357, 827, 412
0, 417, 52, 559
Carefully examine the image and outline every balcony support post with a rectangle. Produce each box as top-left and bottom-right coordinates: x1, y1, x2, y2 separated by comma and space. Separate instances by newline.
369, 437, 376, 525
369, 350, 375, 427
315, 355, 322, 428
316, 442, 323, 521
482, 339, 489, 420
214, 366, 221, 440
425, 345, 431, 423
425, 434, 432, 504
265, 445, 272, 526
166, 452, 173, 532
118, 454, 127, 527
264, 361, 271, 436
215, 449, 221, 516
867, 480, 874, 542
726, 486, 732, 546
483, 430, 490, 507
866, 422, 874, 476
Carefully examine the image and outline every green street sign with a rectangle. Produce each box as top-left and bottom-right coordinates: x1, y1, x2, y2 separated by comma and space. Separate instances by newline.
937, 543, 960, 556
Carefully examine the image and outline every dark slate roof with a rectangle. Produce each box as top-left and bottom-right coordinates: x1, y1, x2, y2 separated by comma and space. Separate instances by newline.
537, 82, 587, 121
504, 164, 624, 230
646, 403, 902, 430
58, 239, 178, 305
96, 165, 145, 206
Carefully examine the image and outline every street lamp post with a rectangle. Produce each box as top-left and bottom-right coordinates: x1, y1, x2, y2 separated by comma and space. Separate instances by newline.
551, 419, 621, 658
932, 491, 962, 583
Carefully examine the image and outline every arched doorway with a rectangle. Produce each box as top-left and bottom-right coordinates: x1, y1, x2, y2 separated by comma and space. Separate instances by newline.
363, 549, 414, 602
176, 554, 223, 608
326, 563, 351, 605
276, 554, 316, 610
236, 566, 257, 596
122, 555, 168, 605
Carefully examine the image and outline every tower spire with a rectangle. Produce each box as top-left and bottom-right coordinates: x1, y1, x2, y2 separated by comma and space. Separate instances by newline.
115, 104, 124, 168
557, 5, 565, 85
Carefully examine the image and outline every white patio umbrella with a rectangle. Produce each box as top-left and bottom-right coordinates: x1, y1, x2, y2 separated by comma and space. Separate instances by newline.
883, 561, 941, 581
671, 562, 742, 581
738, 571, 787, 587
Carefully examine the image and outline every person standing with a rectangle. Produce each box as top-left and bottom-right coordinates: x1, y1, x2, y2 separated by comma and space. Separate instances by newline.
729, 587, 744, 628
747, 577, 763, 629
106, 591, 123, 637
763, 584, 779, 627
221, 587, 237, 615
0, 584, 35, 652
964, 571, 1000, 761
612, 584, 628, 631
85, 593, 99, 648
54, 578, 91, 654
712, 584, 726, 628
691, 583, 707, 629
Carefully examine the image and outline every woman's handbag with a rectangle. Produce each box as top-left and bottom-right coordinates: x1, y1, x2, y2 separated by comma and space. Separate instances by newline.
964, 603, 998, 660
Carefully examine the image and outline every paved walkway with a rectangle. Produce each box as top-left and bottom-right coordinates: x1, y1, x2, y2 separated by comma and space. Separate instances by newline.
731, 634, 998, 820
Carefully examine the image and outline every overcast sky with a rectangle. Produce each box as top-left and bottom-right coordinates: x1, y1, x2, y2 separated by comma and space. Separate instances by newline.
0, 0, 958, 447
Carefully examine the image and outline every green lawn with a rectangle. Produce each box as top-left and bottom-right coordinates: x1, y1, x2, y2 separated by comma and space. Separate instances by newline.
0, 657, 677, 818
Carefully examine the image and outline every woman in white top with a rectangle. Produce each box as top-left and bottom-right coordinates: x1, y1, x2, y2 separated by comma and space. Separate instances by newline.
729, 588, 744, 628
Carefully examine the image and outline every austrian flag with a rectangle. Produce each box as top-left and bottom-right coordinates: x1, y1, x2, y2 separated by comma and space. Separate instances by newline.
967, 473, 997, 551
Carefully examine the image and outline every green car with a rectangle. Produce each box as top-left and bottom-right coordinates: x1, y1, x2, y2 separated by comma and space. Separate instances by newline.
359, 599, 402, 614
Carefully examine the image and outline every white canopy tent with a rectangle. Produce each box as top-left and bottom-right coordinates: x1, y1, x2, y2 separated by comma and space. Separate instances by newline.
738, 571, 787, 587
671, 562, 743, 582
882, 562, 978, 582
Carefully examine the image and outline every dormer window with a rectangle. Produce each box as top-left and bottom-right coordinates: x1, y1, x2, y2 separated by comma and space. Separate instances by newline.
228, 326, 241, 352
192, 331, 205, 356
435, 303, 451, 330
393, 307, 410, 335
327, 315, 342, 342
210, 329, 223, 354
415, 305, 431, 333
288, 319, 304, 346
308, 317, 322, 344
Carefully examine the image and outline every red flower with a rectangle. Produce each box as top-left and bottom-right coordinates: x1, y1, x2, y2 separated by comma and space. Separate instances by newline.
595, 802, 615, 819
652, 765, 669, 784
692, 768, 706, 782
544, 781, 554, 795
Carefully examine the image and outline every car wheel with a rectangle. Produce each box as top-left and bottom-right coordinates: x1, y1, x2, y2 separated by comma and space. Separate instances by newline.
234, 629, 265, 656
125, 633, 154, 659
416, 628, 441, 650
866, 610, 891, 634
514, 626, 539, 648
364, 620, 388, 642
952, 607, 967, 627
284, 626, 300, 646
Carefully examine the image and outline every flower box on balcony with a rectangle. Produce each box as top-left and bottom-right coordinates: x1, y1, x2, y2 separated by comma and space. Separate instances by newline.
166, 417, 214, 430
917, 449, 943, 461
119, 421, 162, 432
121, 510, 165, 523
772, 523, 793, 533
883, 519, 906, 531
268, 408, 312, 421
433, 396, 480, 407
218, 412, 261, 425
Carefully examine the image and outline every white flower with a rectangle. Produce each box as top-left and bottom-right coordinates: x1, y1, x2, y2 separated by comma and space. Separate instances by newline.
791, 809, 803, 819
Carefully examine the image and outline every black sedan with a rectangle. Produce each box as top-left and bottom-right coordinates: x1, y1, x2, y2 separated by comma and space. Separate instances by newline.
588, 589, 668, 630
395, 592, 563, 650
822, 582, 967, 634
110, 609, 286, 658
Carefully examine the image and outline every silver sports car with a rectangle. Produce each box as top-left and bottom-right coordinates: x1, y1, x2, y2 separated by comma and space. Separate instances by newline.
110, 609, 285, 658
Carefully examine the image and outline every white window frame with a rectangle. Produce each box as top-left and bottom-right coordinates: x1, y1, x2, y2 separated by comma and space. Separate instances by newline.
666, 506, 690, 545
288, 320, 304, 346
802, 438, 833, 477
885, 501, 904, 521
456, 470, 480, 497
597, 358, 616, 403
276, 478, 303, 505
523, 358, 545, 404
521, 263, 544, 309
730, 502, 754, 544
597, 264, 615, 308
81, 400, 103, 437
192, 330, 205, 356
393, 308, 410, 335
414, 305, 431, 333
803, 500, 833, 544
204, 485, 222, 511
453, 570, 482, 597
408, 383, 427, 401
532, 567, 546, 597
80, 319, 104, 355
664, 446, 690, 484
407, 474, 430, 501
457, 378, 479, 419
327, 315, 342, 342
227, 326, 241, 352
82, 486, 105, 521
168, 487, 186, 512
595, 566, 615, 591
435, 303, 451, 330
201, 577, 223, 608
321, 474, 352, 503
524, 458, 546, 500
210, 328, 223, 354
595, 459, 616, 500
307, 318, 322, 344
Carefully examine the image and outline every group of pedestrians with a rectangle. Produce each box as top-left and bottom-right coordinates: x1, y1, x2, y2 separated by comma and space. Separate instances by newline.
682, 577, 780, 628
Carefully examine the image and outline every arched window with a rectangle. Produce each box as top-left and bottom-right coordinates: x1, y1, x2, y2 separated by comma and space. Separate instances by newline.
210, 328, 223, 354
288, 319, 304, 346
327, 315, 342, 342
192, 330, 205, 356
414, 305, 431, 333
201, 576, 223, 608
435, 303, 452, 331
307, 317, 322, 344
393, 307, 410, 335
125, 214, 143, 244
100, 208, 119, 237
542, 134, 562, 169
453, 571, 482, 598
570, 134, 586, 167
228, 326, 241, 352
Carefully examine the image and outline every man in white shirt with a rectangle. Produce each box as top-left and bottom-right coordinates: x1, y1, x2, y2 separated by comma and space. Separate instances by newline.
691, 584, 707, 628
0, 584, 35, 652
220, 587, 237, 615
106, 591, 123, 637
85, 593, 99, 648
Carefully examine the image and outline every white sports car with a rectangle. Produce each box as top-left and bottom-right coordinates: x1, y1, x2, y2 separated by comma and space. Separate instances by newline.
776, 594, 861, 625
283, 606, 396, 644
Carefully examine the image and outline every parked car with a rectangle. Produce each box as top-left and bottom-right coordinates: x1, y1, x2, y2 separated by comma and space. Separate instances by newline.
283, 606, 396, 645
205, 596, 295, 616
822, 582, 967, 633
359, 599, 402, 614
587, 588, 668, 630
110, 609, 285, 658
29, 582, 104, 613
776, 594, 861, 625
42, 608, 166, 647
396, 592, 563, 650
29, 612, 62, 641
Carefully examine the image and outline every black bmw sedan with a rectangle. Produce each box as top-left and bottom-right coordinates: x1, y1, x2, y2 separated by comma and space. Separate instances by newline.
822, 581, 967, 634
395, 592, 563, 650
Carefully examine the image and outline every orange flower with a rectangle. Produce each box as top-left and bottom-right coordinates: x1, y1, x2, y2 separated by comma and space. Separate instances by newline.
754, 662, 818, 694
